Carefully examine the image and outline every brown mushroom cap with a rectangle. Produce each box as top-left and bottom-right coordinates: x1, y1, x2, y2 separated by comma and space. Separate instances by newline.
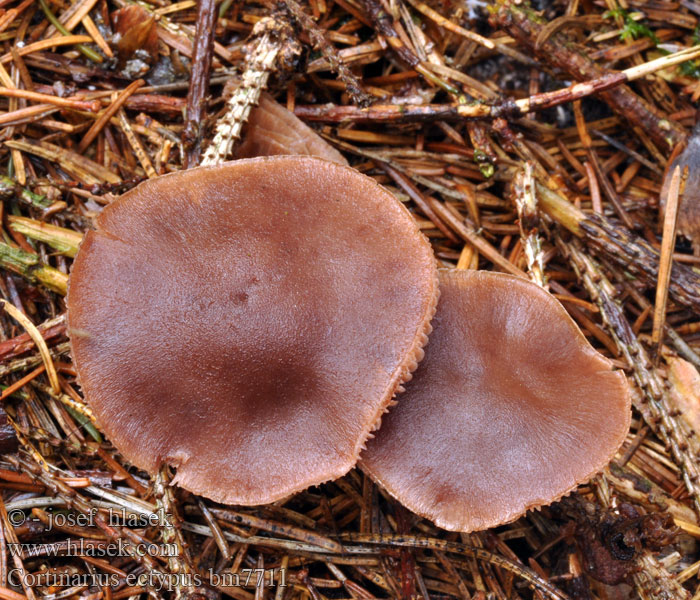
67, 156, 438, 504
234, 94, 348, 165
361, 269, 631, 532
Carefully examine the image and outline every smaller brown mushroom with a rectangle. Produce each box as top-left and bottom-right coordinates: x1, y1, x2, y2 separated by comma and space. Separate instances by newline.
234, 93, 347, 165
361, 269, 631, 532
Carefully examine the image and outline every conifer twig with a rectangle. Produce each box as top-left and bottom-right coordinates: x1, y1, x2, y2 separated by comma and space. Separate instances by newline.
294, 45, 700, 123
182, 0, 217, 167
201, 12, 300, 166
558, 237, 700, 517
337, 533, 570, 600
536, 183, 700, 314
284, 0, 372, 107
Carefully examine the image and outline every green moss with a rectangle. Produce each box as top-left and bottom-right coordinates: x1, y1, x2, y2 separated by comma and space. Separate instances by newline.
603, 8, 659, 44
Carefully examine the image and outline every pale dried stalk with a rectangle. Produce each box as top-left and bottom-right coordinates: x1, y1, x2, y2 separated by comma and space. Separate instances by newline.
118, 108, 157, 179
32, 381, 96, 423
512, 163, 546, 287
201, 14, 299, 166
560, 238, 700, 516
635, 553, 691, 600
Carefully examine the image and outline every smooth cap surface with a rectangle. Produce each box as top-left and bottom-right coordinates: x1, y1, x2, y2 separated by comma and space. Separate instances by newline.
68, 156, 438, 504
361, 269, 631, 532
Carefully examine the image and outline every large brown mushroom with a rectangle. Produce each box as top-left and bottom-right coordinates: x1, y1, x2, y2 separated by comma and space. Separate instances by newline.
361, 269, 631, 532
67, 156, 438, 505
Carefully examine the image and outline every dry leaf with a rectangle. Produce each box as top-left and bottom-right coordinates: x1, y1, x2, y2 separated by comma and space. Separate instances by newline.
234, 93, 348, 166
112, 6, 158, 64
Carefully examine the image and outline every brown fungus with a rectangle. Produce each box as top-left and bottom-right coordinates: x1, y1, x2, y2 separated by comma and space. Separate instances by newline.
234, 94, 348, 165
67, 156, 438, 504
361, 269, 631, 532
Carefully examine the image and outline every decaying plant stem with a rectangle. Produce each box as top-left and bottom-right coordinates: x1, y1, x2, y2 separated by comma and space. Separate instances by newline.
201, 12, 300, 166
513, 163, 546, 287
536, 183, 700, 314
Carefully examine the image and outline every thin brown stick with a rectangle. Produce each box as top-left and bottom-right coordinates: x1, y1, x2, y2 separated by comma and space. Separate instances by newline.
78, 80, 145, 154
182, 0, 217, 168
653, 166, 682, 355
0, 88, 99, 112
